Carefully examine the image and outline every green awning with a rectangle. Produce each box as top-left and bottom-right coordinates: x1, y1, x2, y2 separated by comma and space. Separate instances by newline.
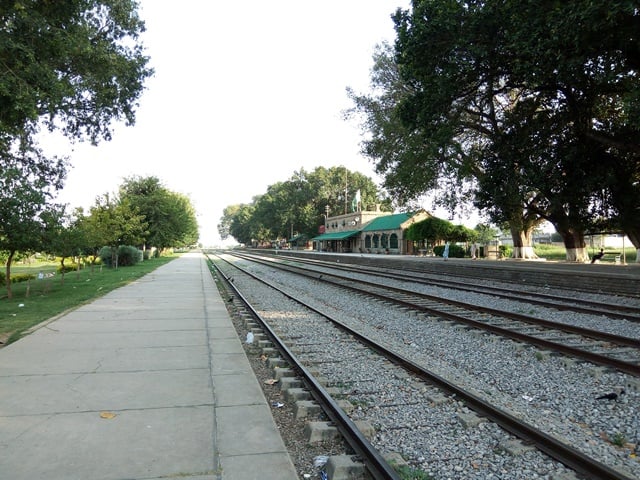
288, 234, 306, 242
311, 230, 360, 241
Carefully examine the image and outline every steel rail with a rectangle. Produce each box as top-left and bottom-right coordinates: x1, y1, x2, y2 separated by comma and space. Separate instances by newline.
208, 258, 402, 480
211, 252, 637, 480
248, 251, 640, 321
231, 252, 640, 376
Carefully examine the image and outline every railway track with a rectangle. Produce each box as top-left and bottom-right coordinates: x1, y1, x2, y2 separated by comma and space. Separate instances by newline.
207, 252, 640, 480
260, 252, 640, 321
266, 249, 640, 298
229, 251, 640, 377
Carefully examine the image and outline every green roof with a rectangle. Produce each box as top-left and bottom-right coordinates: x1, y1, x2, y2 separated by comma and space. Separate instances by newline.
361, 213, 415, 232
288, 234, 307, 242
311, 230, 360, 241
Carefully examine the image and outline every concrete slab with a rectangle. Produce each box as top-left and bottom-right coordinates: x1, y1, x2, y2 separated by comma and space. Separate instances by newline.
216, 404, 289, 457
0, 344, 210, 375
0, 253, 297, 480
209, 337, 246, 354
0, 369, 214, 415
211, 352, 254, 375
221, 452, 299, 480
213, 373, 267, 407
0, 407, 216, 480
47, 317, 207, 333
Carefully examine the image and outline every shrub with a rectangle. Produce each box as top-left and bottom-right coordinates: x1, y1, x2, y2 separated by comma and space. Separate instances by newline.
499, 245, 513, 258
433, 244, 465, 258
117, 245, 143, 266
57, 263, 78, 274
16, 273, 35, 283
99, 245, 143, 267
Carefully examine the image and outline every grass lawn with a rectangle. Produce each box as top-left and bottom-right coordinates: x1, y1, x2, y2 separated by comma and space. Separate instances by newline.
0, 254, 178, 345
533, 244, 638, 262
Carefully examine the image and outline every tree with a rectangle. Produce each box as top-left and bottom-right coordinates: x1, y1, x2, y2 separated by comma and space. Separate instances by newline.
405, 216, 475, 251
220, 166, 390, 246
0, 1, 152, 145
119, 176, 199, 252
499, 0, 640, 261
218, 205, 241, 242
42, 208, 87, 284
0, 1, 153, 289
227, 203, 257, 246
85, 193, 147, 268
347, 34, 543, 259
389, 1, 639, 262
0, 144, 67, 298
345, 42, 451, 211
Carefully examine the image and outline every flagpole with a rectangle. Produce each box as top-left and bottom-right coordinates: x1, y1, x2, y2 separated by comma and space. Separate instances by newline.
344, 170, 348, 214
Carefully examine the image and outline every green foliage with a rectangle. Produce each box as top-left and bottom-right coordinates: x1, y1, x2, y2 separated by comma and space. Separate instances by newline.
0, 272, 35, 286
499, 245, 513, 259
611, 432, 627, 447
57, 263, 77, 274
406, 217, 475, 246
433, 244, 465, 258
353, 0, 640, 256
99, 245, 142, 267
116, 246, 143, 266
220, 166, 387, 245
393, 463, 433, 480
0, 0, 153, 142
119, 176, 199, 249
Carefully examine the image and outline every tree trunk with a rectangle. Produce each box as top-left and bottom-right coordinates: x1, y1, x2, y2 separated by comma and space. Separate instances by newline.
624, 228, 640, 263
4, 250, 15, 299
60, 258, 66, 286
509, 226, 539, 259
557, 227, 589, 262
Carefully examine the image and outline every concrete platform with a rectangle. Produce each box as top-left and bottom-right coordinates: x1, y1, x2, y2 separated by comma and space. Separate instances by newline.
0, 253, 298, 480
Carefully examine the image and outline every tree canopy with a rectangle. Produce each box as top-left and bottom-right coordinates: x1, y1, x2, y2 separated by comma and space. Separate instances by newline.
0, 145, 67, 297
219, 166, 391, 246
0, 1, 155, 288
119, 176, 199, 250
0, 0, 152, 147
348, 0, 640, 261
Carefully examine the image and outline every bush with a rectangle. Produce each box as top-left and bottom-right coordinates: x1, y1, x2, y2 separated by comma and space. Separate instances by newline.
117, 245, 143, 266
99, 245, 143, 267
57, 263, 78, 274
499, 245, 513, 258
433, 244, 465, 258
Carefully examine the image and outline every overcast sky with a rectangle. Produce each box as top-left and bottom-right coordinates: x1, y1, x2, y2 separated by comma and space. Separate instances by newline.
44, 1, 412, 246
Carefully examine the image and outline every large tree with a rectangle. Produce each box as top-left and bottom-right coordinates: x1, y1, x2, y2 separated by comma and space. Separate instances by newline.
220, 167, 389, 246
499, 0, 640, 261
84, 193, 147, 268
347, 37, 545, 259
0, 0, 152, 145
0, 144, 67, 298
388, 0, 639, 262
0, 1, 153, 285
119, 176, 199, 251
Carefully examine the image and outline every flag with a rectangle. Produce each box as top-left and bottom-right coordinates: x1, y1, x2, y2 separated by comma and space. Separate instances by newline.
351, 189, 361, 212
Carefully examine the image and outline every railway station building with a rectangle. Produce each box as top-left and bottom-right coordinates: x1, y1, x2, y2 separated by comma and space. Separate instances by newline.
311, 208, 430, 255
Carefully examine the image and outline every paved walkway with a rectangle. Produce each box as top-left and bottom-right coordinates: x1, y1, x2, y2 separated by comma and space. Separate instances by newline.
0, 253, 298, 480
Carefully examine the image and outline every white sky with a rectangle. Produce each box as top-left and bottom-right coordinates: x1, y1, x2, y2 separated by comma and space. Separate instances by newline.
44, 1, 414, 246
